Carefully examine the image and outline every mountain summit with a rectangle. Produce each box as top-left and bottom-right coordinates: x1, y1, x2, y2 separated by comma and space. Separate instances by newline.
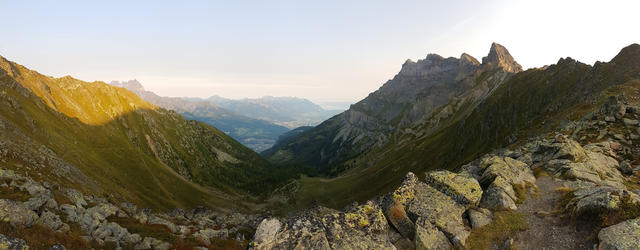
263, 43, 521, 173
482, 42, 522, 73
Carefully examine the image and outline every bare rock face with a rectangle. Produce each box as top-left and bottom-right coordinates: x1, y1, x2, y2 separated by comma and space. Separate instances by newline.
482, 42, 523, 73
265, 42, 524, 172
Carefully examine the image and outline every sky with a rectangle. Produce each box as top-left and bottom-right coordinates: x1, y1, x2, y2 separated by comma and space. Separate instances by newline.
1, 0, 639, 103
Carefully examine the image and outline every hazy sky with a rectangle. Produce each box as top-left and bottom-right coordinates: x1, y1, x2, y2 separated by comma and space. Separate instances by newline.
1, 0, 639, 102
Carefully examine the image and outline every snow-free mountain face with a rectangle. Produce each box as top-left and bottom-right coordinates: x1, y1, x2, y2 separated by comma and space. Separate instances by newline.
0, 56, 279, 211
200, 95, 343, 129
263, 43, 522, 173
109, 80, 289, 152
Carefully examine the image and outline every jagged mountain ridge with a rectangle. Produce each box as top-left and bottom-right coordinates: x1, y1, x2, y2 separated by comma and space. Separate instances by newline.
110, 80, 290, 152
284, 44, 640, 210
264, 43, 522, 174
0, 56, 277, 210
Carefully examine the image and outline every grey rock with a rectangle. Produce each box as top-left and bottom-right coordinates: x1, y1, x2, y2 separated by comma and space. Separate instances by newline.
63, 189, 87, 208
619, 160, 633, 175
0, 234, 28, 250
0, 199, 38, 227
424, 170, 482, 208
414, 220, 452, 250
253, 218, 281, 247
406, 182, 468, 247
468, 208, 493, 228
36, 210, 67, 232
119, 202, 136, 216
23, 193, 57, 211
480, 176, 518, 210
124, 233, 142, 245
598, 218, 640, 250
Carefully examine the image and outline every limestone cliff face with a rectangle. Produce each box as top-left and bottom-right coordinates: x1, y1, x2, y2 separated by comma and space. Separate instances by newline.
264, 43, 522, 172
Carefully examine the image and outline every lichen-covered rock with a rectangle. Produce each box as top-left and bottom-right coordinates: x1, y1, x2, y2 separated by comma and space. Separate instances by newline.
0, 234, 28, 250
533, 137, 587, 166
415, 220, 452, 250
425, 170, 482, 208
468, 208, 492, 229
598, 218, 640, 250
406, 182, 468, 247
253, 218, 281, 248
252, 202, 395, 249
571, 186, 639, 217
23, 192, 57, 211
381, 172, 418, 239
63, 188, 87, 208
480, 176, 518, 210
0, 199, 38, 227
480, 157, 535, 186
36, 210, 68, 232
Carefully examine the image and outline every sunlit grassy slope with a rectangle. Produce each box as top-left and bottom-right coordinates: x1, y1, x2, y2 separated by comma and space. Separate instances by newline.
0, 55, 277, 211
290, 44, 640, 210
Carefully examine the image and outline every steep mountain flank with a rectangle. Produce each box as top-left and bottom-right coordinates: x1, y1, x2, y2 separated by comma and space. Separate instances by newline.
264, 43, 522, 174
279, 44, 640, 211
0, 56, 275, 211
110, 80, 289, 152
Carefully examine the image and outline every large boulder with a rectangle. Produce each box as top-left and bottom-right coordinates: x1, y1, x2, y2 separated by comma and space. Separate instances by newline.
251, 202, 395, 249
477, 156, 535, 211
381, 172, 419, 240
0, 199, 38, 227
571, 186, 640, 218
415, 219, 452, 250
406, 182, 468, 247
467, 208, 493, 229
598, 218, 640, 250
425, 170, 482, 208
23, 192, 57, 211
479, 156, 535, 186
253, 218, 281, 248
36, 210, 68, 232
63, 189, 87, 208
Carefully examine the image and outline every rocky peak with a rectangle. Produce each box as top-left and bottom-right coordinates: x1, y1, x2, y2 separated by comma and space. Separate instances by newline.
610, 43, 640, 72
456, 53, 481, 81
460, 53, 480, 66
110, 79, 145, 93
482, 42, 523, 73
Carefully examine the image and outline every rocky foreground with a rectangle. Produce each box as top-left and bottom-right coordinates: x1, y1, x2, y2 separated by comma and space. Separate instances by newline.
251, 96, 640, 249
0, 167, 263, 249
3, 96, 640, 249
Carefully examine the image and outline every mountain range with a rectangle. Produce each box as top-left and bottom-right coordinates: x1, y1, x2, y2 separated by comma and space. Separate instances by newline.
1, 42, 640, 249
110, 80, 342, 152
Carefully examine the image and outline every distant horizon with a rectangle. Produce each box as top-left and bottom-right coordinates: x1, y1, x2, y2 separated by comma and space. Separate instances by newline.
2, 0, 639, 103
